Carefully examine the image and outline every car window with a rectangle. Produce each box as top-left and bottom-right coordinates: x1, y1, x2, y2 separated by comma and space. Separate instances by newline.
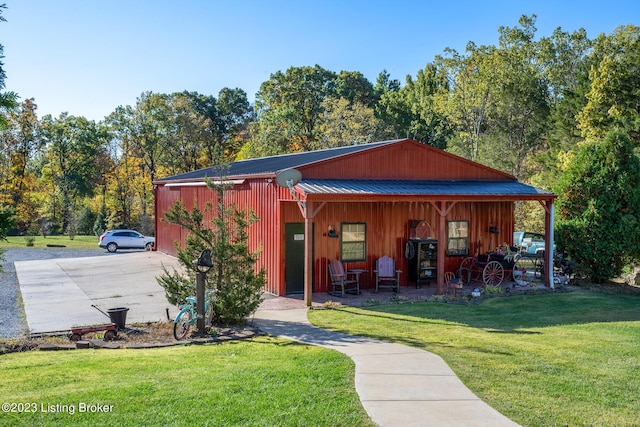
114, 232, 127, 237
523, 232, 541, 240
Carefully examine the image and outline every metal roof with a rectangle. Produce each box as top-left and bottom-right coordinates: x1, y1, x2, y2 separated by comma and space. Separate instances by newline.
297, 179, 553, 198
157, 140, 400, 181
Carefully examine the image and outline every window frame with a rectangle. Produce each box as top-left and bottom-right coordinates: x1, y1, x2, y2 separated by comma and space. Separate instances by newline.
340, 222, 367, 262
446, 220, 469, 256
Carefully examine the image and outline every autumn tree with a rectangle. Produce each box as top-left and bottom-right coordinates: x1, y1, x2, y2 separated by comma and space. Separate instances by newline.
40, 113, 109, 233
104, 106, 141, 230
165, 91, 215, 173
434, 43, 495, 161
578, 25, 640, 143
0, 98, 41, 230
373, 69, 409, 139
318, 97, 383, 148
402, 64, 451, 148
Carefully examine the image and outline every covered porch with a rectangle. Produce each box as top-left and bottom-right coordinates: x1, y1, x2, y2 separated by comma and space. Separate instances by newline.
284, 179, 556, 306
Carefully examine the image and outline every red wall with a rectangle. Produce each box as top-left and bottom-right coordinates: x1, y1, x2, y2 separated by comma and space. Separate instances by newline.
155, 180, 514, 295
155, 180, 289, 295
301, 140, 513, 180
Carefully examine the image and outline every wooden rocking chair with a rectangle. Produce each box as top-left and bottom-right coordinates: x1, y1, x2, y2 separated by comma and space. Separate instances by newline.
328, 259, 359, 296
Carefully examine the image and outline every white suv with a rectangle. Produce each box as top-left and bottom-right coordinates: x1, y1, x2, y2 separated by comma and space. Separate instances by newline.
99, 230, 155, 253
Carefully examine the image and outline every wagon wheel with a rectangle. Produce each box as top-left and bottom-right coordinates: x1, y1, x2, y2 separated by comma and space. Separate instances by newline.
69, 333, 82, 342
104, 330, 117, 341
458, 257, 477, 282
460, 256, 476, 271
483, 261, 504, 286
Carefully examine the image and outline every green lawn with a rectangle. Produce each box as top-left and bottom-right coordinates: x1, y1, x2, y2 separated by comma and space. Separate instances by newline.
0, 235, 100, 250
308, 291, 640, 427
2, 288, 638, 426
0, 337, 374, 427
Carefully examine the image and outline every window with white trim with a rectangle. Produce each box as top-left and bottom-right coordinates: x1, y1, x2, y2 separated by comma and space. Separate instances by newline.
340, 223, 366, 261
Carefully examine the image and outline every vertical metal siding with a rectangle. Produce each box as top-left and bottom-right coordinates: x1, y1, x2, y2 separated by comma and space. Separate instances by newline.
155, 185, 182, 255
301, 200, 514, 294
302, 143, 511, 181
155, 180, 515, 296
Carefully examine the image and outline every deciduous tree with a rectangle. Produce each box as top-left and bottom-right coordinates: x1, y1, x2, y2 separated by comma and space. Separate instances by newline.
40, 113, 109, 232
318, 97, 383, 148
0, 98, 41, 230
0, 4, 17, 129
578, 25, 640, 142
555, 130, 640, 282
255, 65, 336, 151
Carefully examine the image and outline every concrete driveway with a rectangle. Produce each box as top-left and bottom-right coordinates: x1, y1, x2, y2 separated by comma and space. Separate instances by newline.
16, 252, 182, 335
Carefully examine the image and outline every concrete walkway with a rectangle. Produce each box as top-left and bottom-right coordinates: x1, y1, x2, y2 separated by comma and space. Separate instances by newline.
253, 308, 520, 427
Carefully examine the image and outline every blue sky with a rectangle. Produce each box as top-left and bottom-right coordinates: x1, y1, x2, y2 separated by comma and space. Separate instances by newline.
2, 0, 638, 122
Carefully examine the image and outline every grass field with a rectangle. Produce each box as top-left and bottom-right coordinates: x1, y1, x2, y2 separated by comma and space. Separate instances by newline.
1, 238, 638, 426
0, 337, 374, 427
0, 235, 100, 251
308, 291, 640, 427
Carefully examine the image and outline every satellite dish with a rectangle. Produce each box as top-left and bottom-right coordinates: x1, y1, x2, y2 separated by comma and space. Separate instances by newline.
275, 168, 302, 189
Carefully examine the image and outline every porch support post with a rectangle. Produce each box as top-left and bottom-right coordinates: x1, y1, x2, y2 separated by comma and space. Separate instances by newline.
289, 186, 325, 306
546, 200, 555, 288
540, 199, 555, 288
438, 202, 446, 294
430, 201, 456, 295
303, 201, 314, 306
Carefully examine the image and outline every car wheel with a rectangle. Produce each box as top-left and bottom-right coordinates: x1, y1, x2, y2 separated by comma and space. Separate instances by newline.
106, 242, 118, 253
145, 242, 153, 251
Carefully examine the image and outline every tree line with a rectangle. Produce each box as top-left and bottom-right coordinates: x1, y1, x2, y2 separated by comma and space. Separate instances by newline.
1, 13, 639, 282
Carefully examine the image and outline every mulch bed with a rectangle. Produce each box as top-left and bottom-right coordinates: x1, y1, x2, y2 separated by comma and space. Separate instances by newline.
0, 322, 259, 355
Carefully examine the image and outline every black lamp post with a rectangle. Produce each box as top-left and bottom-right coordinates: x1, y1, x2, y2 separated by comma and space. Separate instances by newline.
195, 249, 213, 334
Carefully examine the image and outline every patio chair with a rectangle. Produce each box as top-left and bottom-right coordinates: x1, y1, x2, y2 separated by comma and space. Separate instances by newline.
445, 271, 464, 296
328, 259, 360, 296
374, 256, 401, 292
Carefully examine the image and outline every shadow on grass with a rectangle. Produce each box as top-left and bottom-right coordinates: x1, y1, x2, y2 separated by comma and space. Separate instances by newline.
313, 291, 640, 345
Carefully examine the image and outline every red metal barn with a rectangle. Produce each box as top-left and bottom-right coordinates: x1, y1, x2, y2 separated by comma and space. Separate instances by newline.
154, 139, 556, 304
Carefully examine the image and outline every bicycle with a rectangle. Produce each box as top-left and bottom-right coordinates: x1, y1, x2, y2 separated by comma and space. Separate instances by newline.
173, 289, 216, 340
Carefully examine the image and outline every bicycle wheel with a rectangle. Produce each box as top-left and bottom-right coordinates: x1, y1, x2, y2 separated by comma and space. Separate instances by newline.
173, 310, 193, 340
513, 256, 538, 286
483, 261, 504, 286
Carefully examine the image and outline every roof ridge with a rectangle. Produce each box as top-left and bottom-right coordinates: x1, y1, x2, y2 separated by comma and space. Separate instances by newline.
157, 139, 405, 181
232, 139, 400, 167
